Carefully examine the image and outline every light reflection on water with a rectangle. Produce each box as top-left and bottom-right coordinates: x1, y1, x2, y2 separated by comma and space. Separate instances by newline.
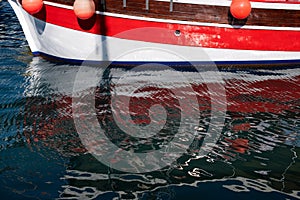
0, 1, 300, 199
14, 58, 300, 199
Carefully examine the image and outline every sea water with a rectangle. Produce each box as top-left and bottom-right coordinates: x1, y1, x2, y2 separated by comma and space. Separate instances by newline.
0, 1, 299, 199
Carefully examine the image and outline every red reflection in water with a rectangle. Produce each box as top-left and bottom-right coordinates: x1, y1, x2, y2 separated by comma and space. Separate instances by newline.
23, 73, 300, 155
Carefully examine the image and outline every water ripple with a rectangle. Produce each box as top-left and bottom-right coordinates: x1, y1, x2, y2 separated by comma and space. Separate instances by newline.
0, 0, 299, 198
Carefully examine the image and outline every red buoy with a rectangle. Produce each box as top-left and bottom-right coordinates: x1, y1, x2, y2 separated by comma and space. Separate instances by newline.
230, 0, 252, 20
22, 0, 43, 15
73, 0, 95, 20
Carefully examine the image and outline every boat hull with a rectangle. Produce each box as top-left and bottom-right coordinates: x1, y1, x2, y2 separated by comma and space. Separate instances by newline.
9, 0, 300, 67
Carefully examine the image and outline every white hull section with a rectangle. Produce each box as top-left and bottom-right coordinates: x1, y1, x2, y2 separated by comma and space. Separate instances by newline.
9, 0, 300, 65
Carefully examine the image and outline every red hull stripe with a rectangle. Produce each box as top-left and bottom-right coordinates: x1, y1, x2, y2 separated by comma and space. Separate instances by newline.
34, 4, 300, 51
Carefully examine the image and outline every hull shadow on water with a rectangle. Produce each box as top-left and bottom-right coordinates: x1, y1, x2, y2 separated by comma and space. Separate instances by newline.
1, 56, 298, 199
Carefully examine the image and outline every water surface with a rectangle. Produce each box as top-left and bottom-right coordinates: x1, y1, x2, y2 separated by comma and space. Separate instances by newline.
0, 1, 299, 199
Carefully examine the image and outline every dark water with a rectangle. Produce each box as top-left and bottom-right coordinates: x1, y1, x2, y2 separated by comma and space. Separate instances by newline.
1, 1, 300, 199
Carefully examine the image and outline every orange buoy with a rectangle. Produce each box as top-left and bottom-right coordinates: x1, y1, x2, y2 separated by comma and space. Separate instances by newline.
22, 0, 44, 15
73, 0, 95, 20
230, 0, 252, 20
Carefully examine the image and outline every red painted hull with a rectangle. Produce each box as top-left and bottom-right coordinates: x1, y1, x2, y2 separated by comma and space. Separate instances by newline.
33, 3, 300, 51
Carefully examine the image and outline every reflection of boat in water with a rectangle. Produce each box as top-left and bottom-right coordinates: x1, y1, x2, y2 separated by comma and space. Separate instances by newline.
22, 58, 300, 198
8, 0, 300, 66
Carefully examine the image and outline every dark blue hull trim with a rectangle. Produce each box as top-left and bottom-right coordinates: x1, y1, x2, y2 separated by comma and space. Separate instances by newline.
32, 51, 300, 70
